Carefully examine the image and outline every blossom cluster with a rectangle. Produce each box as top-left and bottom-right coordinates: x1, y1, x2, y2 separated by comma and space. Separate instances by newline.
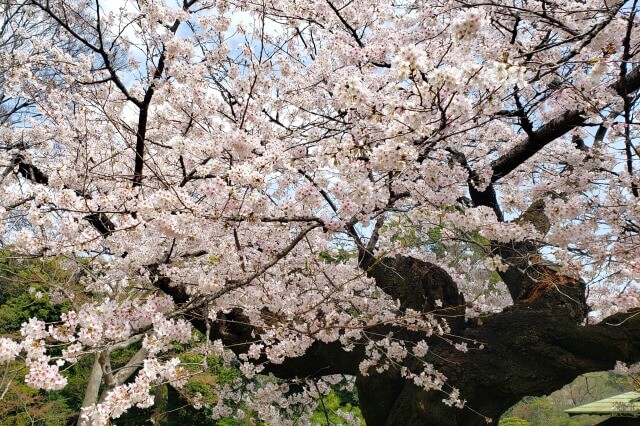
0, 295, 193, 394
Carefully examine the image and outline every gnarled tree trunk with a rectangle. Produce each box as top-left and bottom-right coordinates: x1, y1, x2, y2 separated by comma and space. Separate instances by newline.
183, 254, 640, 425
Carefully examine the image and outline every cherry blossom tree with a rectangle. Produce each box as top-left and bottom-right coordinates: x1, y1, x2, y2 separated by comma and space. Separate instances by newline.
1, 0, 640, 424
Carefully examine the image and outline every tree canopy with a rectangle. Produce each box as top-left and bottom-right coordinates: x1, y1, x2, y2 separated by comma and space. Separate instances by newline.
0, 0, 640, 424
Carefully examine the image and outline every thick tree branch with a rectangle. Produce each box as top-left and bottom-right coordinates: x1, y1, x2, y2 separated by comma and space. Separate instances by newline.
112, 347, 149, 385
8, 158, 117, 236
468, 69, 640, 303
360, 304, 640, 425
491, 109, 587, 181
78, 354, 102, 425
16, 157, 49, 184
97, 350, 116, 402
554, 314, 640, 366
132, 19, 180, 188
491, 66, 640, 182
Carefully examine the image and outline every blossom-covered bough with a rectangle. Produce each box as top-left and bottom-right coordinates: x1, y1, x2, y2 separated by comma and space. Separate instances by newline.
1, 0, 640, 424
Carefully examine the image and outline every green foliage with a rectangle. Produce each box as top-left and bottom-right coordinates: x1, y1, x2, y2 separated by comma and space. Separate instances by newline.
381, 216, 424, 250
380, 214, 493, 263
0, 289, 70, 335
0, 360, 77, 425
334, 385, 359, 407
319, 249, 356, 264
0, 250, 74, 303
499, 417, 531, 426
0, 250, 75, 336
0, 253, 79, 424
500, 372, 632, 426
501, 398, 575, 425
311, 390, 364, 425
48, 355, 94, 413
216, 414, 260, 426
